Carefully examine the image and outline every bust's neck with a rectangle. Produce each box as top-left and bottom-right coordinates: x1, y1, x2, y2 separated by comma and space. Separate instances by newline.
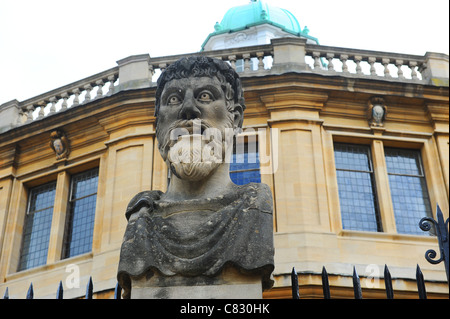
161, 163, 237, 202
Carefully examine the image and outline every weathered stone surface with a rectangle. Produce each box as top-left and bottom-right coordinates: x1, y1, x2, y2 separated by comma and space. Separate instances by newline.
117, 56, 274, 299
117, 183, 274, 299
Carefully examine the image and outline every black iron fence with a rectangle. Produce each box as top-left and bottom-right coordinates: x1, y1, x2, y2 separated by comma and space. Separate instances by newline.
291, 264, 430, 299
291, 204, 449, 299
2, 206, 448, 299
2, 278, 122, 299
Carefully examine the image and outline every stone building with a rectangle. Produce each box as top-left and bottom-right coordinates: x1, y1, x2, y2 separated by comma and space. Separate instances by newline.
0, 0, 448, 298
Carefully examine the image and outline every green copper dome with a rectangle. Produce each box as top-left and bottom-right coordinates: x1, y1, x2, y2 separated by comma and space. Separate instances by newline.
201, 0, 318, 50
218, 0, 302, 35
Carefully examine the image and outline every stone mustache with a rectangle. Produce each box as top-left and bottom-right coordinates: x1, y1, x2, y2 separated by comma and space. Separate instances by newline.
117, 56, 274, 299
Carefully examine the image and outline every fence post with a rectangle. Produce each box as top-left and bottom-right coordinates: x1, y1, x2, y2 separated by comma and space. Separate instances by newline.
352, 267, 362, 299
26, 283, 34, 299
321, 267, 331, 299
291, 267, 299, 299
56, 281, 64, 299
419, 204, 449, 283
384, 265, 394, 299
85, 277, 93, 299
416, 265, 427, 299
114, 282, 122, 299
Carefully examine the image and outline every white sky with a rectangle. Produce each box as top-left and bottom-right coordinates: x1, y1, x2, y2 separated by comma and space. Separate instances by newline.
0, 0, 448, 104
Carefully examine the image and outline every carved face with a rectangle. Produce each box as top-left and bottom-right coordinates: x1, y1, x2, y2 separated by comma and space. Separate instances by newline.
372, 104, 385, 123
156, 76, 240, 181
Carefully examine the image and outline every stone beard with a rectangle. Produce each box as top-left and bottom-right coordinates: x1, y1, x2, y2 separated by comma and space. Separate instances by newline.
162, 119, 234, 182
117, 56, 274, 299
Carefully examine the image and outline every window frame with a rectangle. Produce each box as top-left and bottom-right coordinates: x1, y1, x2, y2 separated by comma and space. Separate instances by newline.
62, 167, 100, 259
12, 162, 100, 273
331, 136, 438, 237
333, 142, 383, 232
17, 181, 57, 271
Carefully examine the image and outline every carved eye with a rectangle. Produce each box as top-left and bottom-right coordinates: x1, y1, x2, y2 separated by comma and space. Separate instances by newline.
198, 92, 213, 102
168, 95, 181, 105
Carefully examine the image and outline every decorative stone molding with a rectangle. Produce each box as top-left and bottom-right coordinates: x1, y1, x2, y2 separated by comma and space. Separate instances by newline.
49, 129, 70, 160
367, 96, 387, 127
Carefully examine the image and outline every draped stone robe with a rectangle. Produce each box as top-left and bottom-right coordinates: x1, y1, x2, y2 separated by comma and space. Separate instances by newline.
117, 183, 274, 299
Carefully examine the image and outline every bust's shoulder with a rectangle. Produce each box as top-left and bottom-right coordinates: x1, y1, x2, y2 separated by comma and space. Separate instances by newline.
237, 182, 272, 214
126, 190, 163, 220
238, 182, 271, 195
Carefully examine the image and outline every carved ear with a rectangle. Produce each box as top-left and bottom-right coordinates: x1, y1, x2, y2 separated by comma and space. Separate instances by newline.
233, 104, 244, 129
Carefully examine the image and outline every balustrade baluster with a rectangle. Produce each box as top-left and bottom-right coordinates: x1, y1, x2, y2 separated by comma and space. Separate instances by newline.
395, 60, 404, 79
340, 55, 349, 73
368, 57, 377, 76
313, 52, 321, 70
382, 58, 391, 78
61, 92, 69, 110
354, 56, 363, 75
159, 63, 167, 73
26, 105, 35, 123
49, 97, 57, 114
37, 103, 45, 119
96, 80, 104, 99
107, 75, 116, 95
256, 52, 265, 70
409, 61, 418, 80
243, 53, 251, 73
84, 84, 92, 102
72, 88, 80, 106
228, 55, 237, 70
148, 65, 154, 83
326, 53, 335, 71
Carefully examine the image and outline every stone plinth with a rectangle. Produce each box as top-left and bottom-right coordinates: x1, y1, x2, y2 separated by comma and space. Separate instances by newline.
129, 266, 263, 299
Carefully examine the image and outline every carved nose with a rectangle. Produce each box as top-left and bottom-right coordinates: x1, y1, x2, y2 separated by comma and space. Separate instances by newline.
179, 97, 201, 120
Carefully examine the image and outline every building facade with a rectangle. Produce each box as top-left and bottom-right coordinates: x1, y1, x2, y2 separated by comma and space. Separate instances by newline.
0, 1, 448, 299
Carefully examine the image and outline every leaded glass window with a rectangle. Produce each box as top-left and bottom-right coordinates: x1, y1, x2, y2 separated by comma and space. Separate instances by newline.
385, 148, 433, 235
230, 141, 261, 185
18, 181, 56, 271
62, 168, 99, 258
334, 143, 381, 232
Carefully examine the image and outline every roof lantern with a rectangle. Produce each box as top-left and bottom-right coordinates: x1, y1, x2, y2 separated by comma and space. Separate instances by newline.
201, 0, 318, 51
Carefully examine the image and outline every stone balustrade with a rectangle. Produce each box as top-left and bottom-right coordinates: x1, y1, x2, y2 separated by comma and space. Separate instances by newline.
305, 43, 427, 80
12, 67, 119, 127
1, 38, 447, 132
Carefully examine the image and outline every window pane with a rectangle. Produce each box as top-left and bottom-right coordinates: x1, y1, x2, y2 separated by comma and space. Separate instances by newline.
334, 144, 381, 232
230, 143, 261, 185
385, 148, 432, 235
63, 168, 99, 258
385, 148, 422, 176
19, 182, 56, 271
334, 144, 371, 171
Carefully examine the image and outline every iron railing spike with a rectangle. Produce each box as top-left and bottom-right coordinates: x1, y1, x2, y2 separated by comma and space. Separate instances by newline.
3, 287, 9, 299
384, 265, 394, 299
352, 266, 362, 299
321, 266, 331, 299
114, 282, 122, 299
291, 267, 299, 299
416, 264, 427, 299
26, 282, 34, 299
436, 205, 449, 282
85, 277, 93, 299
56, 280, 64, 299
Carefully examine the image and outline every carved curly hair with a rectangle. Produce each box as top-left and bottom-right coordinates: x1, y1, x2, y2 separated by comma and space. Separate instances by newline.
154, 56, 246, 118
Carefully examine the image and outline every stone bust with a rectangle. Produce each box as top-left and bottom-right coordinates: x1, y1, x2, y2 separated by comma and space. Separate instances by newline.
117, 56, 274, 298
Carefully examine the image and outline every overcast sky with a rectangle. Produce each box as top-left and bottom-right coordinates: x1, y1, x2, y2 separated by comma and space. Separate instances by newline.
0, 0, 448, 104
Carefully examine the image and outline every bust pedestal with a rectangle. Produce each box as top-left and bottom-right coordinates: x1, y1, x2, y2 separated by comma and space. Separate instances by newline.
129, 266, 264, 299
